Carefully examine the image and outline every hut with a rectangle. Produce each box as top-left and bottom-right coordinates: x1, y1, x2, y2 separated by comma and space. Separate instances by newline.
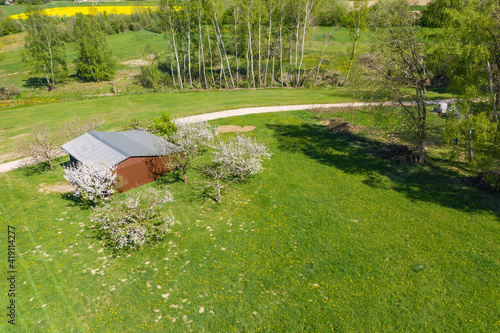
62, 130, 181, 192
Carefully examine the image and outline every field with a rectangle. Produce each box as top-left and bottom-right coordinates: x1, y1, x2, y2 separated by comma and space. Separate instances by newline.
10, 5, 162, 20
1, 109, 498, 331
1, 1, 160, 17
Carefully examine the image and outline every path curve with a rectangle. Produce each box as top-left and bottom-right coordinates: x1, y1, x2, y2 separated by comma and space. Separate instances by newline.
0, 100, 454, 173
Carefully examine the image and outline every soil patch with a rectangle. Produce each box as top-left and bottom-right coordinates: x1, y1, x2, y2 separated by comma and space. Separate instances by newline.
378, 144, 418, 163
324, 118, 359, 134
0, 152, 22, 164
9, 133, 29, 140
122, 59, 150, 66
39, 182, 74, 194
217, 125, 256, 133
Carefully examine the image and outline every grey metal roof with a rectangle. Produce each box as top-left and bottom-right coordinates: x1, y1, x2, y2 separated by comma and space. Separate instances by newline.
62, 130, 181, 166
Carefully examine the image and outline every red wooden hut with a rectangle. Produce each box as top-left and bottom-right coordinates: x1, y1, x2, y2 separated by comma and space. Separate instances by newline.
62, 130, 181, 192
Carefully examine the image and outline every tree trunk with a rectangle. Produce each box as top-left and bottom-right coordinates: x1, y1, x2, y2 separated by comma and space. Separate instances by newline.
171, 31, 184, 90
344, 12, 361, 85
234, 7, 240, 87
258, 11, 262, 87
198, 5, 208, 89
247, 20, 256, 88
294, 11, 301, 86
264, 5, 273, 87
297, 1, 312, 87
279, 3, 284, 87
206, 26, 216, 88
214, 13, 235, 88
187, 12, 193, 89
216, 179, 221, 202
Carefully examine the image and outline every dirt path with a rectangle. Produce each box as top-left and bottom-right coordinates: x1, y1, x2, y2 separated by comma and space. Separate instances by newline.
0, 100, 453, 173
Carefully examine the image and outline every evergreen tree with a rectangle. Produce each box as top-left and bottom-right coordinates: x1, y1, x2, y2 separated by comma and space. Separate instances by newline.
74, 13, 116, 82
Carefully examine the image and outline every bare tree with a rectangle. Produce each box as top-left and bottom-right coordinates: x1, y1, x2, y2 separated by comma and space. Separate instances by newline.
17, 116, 102, 169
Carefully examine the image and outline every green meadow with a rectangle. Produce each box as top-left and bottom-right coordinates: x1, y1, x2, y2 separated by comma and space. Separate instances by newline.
1, 110, 498, 331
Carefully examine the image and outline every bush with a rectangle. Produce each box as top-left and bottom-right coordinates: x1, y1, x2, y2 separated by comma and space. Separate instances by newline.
91, 187, 178, 250
315, 0, 347, 26
0, 85, 21, 100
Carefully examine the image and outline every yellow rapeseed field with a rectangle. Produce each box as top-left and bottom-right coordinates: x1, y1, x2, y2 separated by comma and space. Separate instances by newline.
10, 5, 181, 19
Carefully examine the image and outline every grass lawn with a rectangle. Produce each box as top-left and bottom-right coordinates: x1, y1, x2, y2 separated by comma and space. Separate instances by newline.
1, 110, 498, 331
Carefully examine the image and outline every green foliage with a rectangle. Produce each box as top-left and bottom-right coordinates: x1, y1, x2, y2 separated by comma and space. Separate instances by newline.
74, 13, 117, 82
420, 0, 461, 27
149, 112, 177, 136
118, 113, 177, 136
344, 0, 369, 31
22, 6, 68, 90
0, 8, 23, 37
138, 61, 165, 90
444, 105, 500, 170
315, 0, 347, 26
369, 0, 410, 28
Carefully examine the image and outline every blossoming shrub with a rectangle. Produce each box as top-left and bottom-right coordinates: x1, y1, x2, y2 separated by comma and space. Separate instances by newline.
91, 188, 178, 250
64, 160, 118, 204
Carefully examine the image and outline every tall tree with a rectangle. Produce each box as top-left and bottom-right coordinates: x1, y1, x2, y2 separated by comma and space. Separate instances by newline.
432, 0, 500, 166
343, 0, 368, 85
22, 6, 67, 91
372, 0, 432, 163
74, 13, 116, 82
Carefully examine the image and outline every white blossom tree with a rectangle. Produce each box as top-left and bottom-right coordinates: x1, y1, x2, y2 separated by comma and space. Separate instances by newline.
211, 135, 272, 180
64, 160, 118, 204
91, 187, 178, 250
202, 135, 272, 203
165, 118, 218, 183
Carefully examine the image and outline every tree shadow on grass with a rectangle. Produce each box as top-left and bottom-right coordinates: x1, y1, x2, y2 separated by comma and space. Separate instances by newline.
60, 192, 94, 210
22, 77, 48, 89
20, 162, 52, 176
266, 123, 500, 218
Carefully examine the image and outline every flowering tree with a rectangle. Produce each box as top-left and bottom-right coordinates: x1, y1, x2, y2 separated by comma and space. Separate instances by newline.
202, 135, 272, 203
165, 118, 218, 183
211, 135, 272, 180
64, 160, 118, 204
91, 187, 178, 250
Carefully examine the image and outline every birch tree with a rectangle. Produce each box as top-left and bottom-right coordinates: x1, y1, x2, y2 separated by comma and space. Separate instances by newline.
22, 6, 67, 91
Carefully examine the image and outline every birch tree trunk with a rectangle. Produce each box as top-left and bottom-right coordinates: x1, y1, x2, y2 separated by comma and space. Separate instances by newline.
233, 6, 240, 87
206, 26, 216, 88
264, 3, 273, 87
214, 12, 235, 88
297, 1, 313, 86
197, 4, 208, 89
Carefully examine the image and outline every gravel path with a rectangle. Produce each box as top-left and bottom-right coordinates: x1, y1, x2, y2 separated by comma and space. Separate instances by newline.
0, 100, 453, 173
